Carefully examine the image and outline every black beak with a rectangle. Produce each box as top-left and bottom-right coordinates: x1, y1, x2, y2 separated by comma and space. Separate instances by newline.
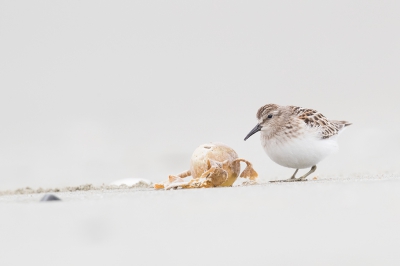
244, 124, 262, 141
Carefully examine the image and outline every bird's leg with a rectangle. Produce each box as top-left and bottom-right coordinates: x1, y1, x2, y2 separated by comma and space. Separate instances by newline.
294, 165, 316, 181
290, 169, 299, 180
270, 169, 299, 183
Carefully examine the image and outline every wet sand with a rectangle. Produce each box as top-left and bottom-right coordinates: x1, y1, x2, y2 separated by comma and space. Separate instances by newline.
1, 175, 399, 266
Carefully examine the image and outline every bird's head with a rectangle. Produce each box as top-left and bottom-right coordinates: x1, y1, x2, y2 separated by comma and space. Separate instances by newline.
244, 104, 282, 140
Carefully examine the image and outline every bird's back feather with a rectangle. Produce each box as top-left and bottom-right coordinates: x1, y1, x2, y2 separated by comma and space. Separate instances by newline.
290, 106, 351, 139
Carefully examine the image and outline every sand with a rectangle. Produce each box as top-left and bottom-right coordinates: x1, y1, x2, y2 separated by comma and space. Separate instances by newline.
1, 1, 399, 265
1, 175, 400, 266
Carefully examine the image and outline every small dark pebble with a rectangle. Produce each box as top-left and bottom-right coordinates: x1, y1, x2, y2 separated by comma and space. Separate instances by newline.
40, 194, 61, 202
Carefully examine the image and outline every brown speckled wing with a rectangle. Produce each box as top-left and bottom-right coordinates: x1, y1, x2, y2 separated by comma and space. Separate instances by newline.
290, 106, 350, 139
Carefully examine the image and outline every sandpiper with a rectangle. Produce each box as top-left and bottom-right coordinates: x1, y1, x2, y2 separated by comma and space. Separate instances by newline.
244, 104, 351, 182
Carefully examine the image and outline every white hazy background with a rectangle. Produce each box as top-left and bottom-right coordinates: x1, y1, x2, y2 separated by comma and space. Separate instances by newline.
1, 1, 399, 189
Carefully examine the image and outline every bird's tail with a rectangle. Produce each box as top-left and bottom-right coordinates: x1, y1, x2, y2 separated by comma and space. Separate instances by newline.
330, 120, 352, 129
341, 121, 352, 127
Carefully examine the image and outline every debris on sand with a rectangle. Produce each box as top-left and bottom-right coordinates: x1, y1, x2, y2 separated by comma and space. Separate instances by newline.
155, 143, 258, 190
0, 181, 153, 196
40, 194, 61, 202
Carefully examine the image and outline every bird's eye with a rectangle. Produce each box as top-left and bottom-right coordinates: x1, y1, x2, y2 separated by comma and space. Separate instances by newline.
267, 114, 273, 119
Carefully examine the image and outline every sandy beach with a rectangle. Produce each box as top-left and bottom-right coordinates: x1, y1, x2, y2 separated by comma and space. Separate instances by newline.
1, 1, 399, 265
1, 175, 400, 265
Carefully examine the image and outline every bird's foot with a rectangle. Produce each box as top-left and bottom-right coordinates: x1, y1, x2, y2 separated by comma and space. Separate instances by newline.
270, 177, 308, 183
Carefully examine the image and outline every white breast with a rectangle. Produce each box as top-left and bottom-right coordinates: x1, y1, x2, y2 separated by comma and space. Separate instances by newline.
261, 130, 339, 169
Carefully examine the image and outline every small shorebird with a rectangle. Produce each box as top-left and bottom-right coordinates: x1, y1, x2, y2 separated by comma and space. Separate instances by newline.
244, 104, 351, 182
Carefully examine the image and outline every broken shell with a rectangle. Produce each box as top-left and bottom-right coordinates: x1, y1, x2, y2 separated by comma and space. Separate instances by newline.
190, 143, 240, 187
110, 178, 152, 187
154, 143, 258, 189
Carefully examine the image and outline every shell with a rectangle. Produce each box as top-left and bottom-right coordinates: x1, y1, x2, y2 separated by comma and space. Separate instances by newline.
190, 143, 240, 187
154, 143, 258, 190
